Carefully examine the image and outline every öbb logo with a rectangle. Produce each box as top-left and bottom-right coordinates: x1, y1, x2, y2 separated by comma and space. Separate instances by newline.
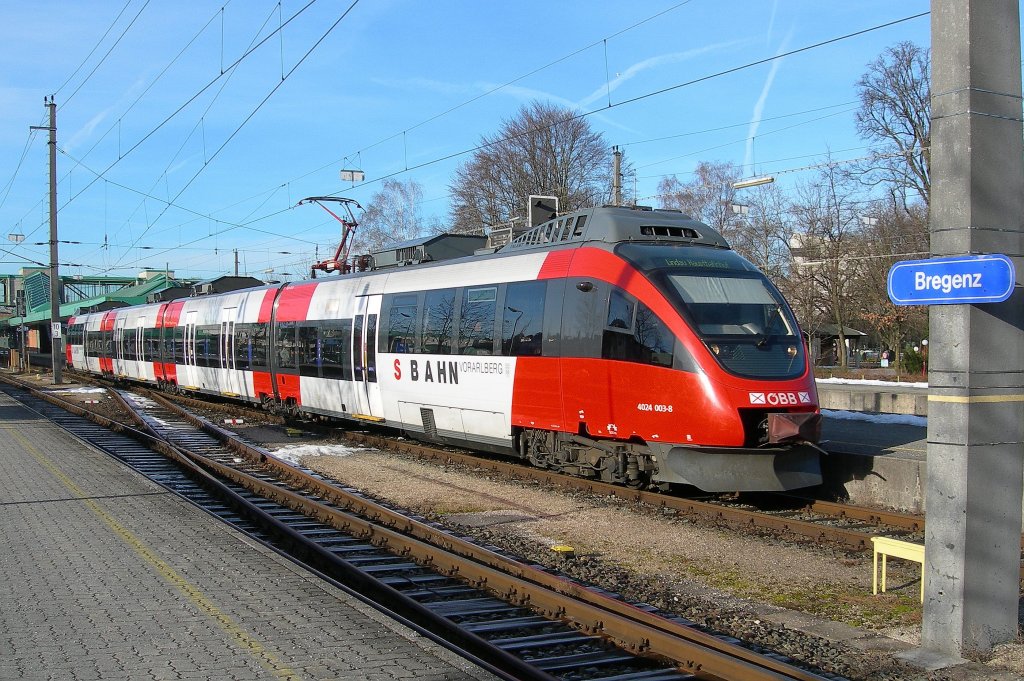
748, 391, 811, 406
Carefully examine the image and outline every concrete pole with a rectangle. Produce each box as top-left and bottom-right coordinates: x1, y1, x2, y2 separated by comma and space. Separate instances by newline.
916, 0, 1024, 662
46, 97, 61, 384
612, 146, 622, 207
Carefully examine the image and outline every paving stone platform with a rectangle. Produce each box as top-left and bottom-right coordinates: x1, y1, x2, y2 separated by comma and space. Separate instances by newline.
0, 390, 499, 681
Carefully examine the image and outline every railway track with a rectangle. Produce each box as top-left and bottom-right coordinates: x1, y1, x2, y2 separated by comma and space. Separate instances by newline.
1, 374, 837, 681
59, 369, 929, 552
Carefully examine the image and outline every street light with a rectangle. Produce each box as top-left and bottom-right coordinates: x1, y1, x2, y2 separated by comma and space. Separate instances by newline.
732, 176, 775, 189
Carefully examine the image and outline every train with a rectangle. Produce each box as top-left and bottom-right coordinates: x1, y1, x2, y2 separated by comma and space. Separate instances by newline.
65, 205, 822, 492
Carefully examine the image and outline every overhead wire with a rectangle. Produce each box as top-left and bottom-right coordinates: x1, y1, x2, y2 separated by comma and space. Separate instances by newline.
105, 0, 363, 272
61, 0, 152, 107
27, 8, 929, 277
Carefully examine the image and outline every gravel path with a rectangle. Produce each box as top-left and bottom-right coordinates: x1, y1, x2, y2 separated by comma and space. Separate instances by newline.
293, 445, 1023, 681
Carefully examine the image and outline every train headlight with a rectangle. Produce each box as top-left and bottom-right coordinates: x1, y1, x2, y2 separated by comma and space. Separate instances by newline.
786, 345, 798, 358
710, 344, 720, 355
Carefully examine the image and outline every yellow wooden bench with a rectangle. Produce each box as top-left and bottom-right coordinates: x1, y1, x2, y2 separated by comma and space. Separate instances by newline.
871, 536, 924, 602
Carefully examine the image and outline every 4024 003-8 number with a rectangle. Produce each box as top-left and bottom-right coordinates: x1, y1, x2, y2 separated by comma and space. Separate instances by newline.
637, 403, 673, 413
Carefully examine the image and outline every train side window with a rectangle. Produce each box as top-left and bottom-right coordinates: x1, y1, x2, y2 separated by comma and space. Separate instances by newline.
561, 278, 603, 359
275, 321, 297, 370
197, 325, 219, 368
123, 328, 137, 361
173, 326, 185, 364
340, 319, 353, 379
458, 286, 496, 355
145, 327, 159, 362
234, 323, 251, 370
422, 288, 455, 354
387, 294, 418, 353
251, 323, 269, 368
320, 321, 349, 380
297, 325, 319, 377
501, 281, 545, 356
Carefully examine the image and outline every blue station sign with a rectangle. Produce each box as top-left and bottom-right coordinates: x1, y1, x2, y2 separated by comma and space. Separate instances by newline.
887, 254, 1016, 305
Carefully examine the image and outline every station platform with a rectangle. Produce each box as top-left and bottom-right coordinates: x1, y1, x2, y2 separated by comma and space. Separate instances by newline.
816, 379, 929, 512
0, 389, 498, 681
816, 379, 928, 416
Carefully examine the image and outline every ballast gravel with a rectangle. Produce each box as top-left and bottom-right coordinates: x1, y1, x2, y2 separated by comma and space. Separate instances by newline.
294, 445, 1023, 681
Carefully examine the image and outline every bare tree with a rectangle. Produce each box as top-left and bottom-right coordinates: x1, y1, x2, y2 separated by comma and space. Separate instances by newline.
449, 101, 611, 233
851, 200, 929, 373
728, 182, 793, 284
352, 179, 441, 253
657, 161, 742, 241
788, 162, 865, 368
852, 41, 931, 207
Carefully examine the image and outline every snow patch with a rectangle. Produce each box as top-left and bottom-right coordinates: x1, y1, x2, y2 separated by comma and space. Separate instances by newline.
270, 443, 371, 465
816, 377, 927, 388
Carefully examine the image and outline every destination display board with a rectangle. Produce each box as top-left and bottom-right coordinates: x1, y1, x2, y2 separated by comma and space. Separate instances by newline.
887, 254, 1016, 305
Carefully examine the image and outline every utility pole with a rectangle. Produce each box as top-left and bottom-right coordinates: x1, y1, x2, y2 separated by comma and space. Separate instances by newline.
234, 249, 239, 276
31, 96, 61, 384
612, 146, 622, 207
902, 0, 1024, 665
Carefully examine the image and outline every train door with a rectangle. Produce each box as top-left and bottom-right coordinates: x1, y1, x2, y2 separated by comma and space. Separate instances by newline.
113, 316, 126, 377
350, 294, 384, 422
136, 317, 147, 380
181, 310, 198, 389
219, 308, 241, 396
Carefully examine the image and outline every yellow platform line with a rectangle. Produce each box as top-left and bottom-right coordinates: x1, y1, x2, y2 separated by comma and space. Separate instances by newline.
4, 425, 302, 681
929, 394, 1024, 404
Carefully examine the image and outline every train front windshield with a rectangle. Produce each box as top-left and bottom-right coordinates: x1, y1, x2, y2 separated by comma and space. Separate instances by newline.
667, 272, 805, 379
617, 243, 807, 380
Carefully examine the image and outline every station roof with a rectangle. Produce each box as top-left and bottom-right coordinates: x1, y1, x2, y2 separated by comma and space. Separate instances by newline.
4, 273, 185, 327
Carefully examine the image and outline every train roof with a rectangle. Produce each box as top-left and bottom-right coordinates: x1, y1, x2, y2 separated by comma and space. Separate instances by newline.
499, 205, 730, 254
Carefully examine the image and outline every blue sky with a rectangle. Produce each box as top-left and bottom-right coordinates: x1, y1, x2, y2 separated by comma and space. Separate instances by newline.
0, 0, 936, 281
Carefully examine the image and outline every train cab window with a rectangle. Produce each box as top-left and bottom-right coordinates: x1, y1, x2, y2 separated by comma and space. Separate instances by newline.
297, 325, 319, 377
387, 294, 418, 353
422, 288, 455, 354
321, 320, 351, 380
501, 281, 545, 356
458, 286, 496, 355
275, 321, 297, 371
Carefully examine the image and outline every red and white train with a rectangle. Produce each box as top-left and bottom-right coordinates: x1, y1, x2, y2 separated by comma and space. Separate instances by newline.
66, 206, 822, 492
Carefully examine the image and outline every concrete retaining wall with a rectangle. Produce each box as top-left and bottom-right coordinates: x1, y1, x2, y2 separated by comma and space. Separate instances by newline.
816, 385, 928, 416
